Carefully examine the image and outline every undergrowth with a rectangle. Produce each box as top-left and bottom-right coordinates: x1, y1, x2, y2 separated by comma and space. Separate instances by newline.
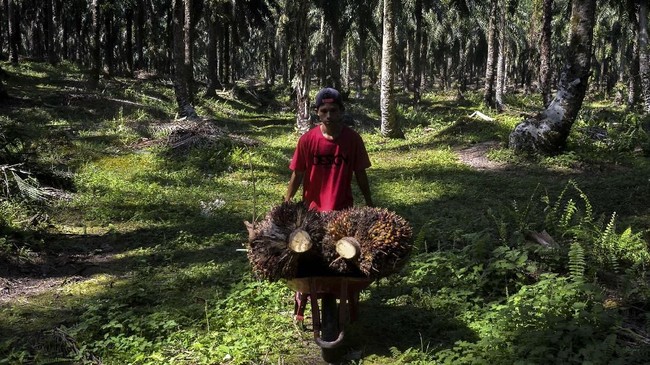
1, 62, 650, 364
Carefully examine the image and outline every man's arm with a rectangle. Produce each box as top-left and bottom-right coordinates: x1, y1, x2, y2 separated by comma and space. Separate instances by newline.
285, 170, 305, 202
355, 169, 374, 207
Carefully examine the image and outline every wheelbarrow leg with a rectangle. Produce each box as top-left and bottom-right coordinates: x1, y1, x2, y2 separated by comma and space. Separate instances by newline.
349, 290, 360, 322
320, 294, 342, 364
308, 279, 350, 363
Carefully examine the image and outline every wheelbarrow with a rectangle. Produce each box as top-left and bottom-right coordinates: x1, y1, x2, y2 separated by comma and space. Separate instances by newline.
286, 276, 373, 363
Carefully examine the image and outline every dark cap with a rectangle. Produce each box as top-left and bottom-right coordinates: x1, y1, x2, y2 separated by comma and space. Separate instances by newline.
314, 87, 344, 109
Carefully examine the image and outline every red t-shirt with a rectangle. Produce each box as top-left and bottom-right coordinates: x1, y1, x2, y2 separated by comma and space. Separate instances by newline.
289, 125, 371, 212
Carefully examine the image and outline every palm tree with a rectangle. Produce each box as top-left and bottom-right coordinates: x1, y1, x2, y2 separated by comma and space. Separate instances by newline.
627, 1, 641, 108
509, 0, 598, 155
204, 1, 223, 98
380, 0, 404, 138
315, 0, 356, 92
134, 0, 146, 70
289, 0, 312, 134
483, 0, 499, 108
7, 0, 19, 65
495, 0, 507, 112
0, 65, 8, 100
89, 0, 101, 90
45, 0, 57, 65
172, 0, 198, 118
539, 0, 554, 107
413, 0, 423, 103
103, 0, 116, 77
351, 0, 378, 97
638, 0, 650, 113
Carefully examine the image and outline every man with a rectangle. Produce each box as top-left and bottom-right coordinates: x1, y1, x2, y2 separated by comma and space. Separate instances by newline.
285, 87, 373, 210
285, 87, 373, 322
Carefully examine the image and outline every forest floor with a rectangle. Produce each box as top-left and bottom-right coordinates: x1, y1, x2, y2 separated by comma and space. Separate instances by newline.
3, 62, 650, 364
0, 141, 503, 305
1, 239, 120, 304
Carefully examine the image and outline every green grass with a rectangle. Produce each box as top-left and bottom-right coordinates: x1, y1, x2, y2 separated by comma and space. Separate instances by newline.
1, 62, 650, 364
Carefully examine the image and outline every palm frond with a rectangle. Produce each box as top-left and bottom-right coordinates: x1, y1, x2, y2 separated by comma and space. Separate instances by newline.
0, 164, 72, 202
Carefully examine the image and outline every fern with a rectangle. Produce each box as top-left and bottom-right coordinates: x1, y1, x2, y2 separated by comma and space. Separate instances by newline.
573, 182, 593, 224
592, 212, 650, 273
545, 180, 596, 237
618, 227, 650, 266
595, 213, 620, 272
512, 184, 542, 233
545, 181, 572, 234
568, 242, 586, 282
559, 198, 577, 232
487, 207, 509, 246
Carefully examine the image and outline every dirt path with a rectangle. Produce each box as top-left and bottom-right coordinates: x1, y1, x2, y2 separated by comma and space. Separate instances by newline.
455, 141, 507, 170
1, 246, 119, 304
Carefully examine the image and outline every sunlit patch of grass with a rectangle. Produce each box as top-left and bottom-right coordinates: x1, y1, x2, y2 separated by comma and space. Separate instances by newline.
0, 274, 120, 336
486, 146, 520, 164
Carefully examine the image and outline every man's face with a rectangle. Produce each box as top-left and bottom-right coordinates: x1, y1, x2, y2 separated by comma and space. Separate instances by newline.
316, 103, 343, 126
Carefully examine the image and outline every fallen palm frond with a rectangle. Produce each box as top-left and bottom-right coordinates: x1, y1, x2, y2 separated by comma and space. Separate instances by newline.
0, 164, 73, 202
30, 327, 104, 365
132, 119, 259, 151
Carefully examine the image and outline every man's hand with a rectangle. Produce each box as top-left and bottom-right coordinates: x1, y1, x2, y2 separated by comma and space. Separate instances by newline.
285, 170, 304, 202
355, 169, 373, 207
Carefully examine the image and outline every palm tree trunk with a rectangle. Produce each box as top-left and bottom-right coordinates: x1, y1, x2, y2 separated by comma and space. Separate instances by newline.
278, 12, 289, 86
421, 33, 428, 89
45, 0, 56, 64
606, 22, 621, 95
0, 0, 5, 57
456, 37, 469, 100
329, 24, 344, 91
103, 1, 115, 77
89, 0, 101, 90
483, 0, 498, 108
204, 3, 221, 98
0, 65, 8, 100
183, 0, 194, 100
539, 0, 554, 107
8, 0, 19, 64
222, 25, 231, 85
380, 0, 403, 138
291, 0, 311, 134
629, 38, 640, 108
172, 0, 197, 118
495, 1, 506, 112
125, 8, 134, 76
509, 0, 597, 155
639, 0, 650, 113
413, 0, 423, 104
356, 26, 366, 97
135, 0, 145, 70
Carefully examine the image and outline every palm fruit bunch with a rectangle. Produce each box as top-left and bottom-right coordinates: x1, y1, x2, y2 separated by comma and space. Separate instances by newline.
245, 201, 326, 281
359, 208, 413, 277
321, 209, 369, 276
323, 207, 413, 278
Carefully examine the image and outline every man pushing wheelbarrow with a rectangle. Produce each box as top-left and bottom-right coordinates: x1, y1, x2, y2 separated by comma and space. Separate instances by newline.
244, 88, 412, 363
284, 87, 374, 327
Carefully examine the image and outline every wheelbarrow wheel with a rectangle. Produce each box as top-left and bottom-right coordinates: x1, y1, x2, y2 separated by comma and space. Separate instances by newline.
320, 294, 342, 364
